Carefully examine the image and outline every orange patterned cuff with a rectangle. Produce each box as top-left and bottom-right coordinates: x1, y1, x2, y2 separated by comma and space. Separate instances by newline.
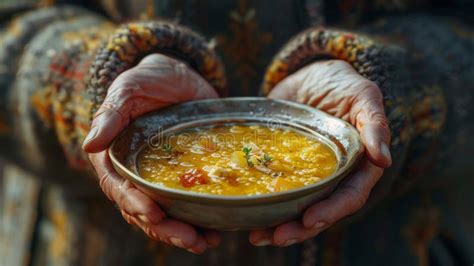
87, 21, 228, 117
262, 27, 387, 95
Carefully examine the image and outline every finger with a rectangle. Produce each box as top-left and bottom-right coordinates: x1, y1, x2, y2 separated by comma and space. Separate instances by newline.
360, 122, 391, 168
152, 219, 208, 254
272, 221, 326, 247
82, 104, 124, 153
83, 54, 218, 153
90, 151, 165, 224
91, 151, 207, 253
124, 213, 208, 254
203, 230, 221, 248
272, 221, 305, 246
303, 160, 383, 229
353, 84, 392, 168
271, 161, 383, 246
249, 228, 274, 246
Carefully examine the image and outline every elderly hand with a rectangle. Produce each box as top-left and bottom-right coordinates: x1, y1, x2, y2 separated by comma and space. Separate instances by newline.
82, 54, 220, 253
250, 60, 392, 247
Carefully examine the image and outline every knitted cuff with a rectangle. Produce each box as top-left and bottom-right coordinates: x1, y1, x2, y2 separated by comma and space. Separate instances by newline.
86, 21, 227, 117
263, 27, 418, 203
262, 27, 390, 95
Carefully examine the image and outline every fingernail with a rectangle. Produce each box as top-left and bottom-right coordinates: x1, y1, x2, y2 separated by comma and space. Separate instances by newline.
83, 126, 98, 145
187, 242, 206, 254
381, 143, 392, 165
187, 248, 199, 254
137, 214, 150, 224
281, 239, 299, 247
253, 238, 272, 246
312, 221, 326, 230
169, 237, 185, 249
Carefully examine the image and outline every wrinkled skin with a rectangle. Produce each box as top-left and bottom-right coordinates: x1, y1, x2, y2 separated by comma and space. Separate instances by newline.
83, 56, 391, 252
249, 60, 392, 246
83, 54, 220, 254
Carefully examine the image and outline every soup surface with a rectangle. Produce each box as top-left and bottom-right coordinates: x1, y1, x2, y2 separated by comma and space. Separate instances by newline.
137, 124, 337, 196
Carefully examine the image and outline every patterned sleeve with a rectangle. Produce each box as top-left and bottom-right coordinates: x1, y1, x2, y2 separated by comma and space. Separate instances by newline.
261, 27, 412, 200
0, 6, 226, 184
262, 14, 474, 200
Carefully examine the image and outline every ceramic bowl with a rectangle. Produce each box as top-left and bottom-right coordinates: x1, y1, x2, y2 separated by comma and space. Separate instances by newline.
109, 97, 363, 230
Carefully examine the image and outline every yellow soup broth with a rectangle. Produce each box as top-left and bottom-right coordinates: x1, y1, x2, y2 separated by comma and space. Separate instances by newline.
138, 124, 337, 196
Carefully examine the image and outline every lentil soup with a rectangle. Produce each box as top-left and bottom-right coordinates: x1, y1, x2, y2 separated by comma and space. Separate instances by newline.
137, 124, 338, 196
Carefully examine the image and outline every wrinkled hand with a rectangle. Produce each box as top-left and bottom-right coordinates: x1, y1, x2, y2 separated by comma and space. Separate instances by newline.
82, 54, 220, 253
250, 60, 392, 247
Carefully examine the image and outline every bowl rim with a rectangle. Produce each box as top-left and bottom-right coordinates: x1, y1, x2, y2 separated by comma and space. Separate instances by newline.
109, 97, 364, 205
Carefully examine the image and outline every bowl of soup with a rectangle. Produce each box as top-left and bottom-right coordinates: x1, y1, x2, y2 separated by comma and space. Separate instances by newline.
109, 97, 363, 230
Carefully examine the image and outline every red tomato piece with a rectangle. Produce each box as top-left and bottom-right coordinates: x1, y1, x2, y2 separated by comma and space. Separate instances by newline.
179, 168, 209, 188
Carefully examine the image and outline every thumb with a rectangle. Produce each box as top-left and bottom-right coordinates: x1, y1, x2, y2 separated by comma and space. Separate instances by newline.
354, 89, 392, 168
82, 104, 126, 153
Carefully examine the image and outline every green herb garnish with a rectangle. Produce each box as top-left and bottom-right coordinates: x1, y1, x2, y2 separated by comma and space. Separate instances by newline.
242, 146, 253, 167
162, 144, 173, 153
